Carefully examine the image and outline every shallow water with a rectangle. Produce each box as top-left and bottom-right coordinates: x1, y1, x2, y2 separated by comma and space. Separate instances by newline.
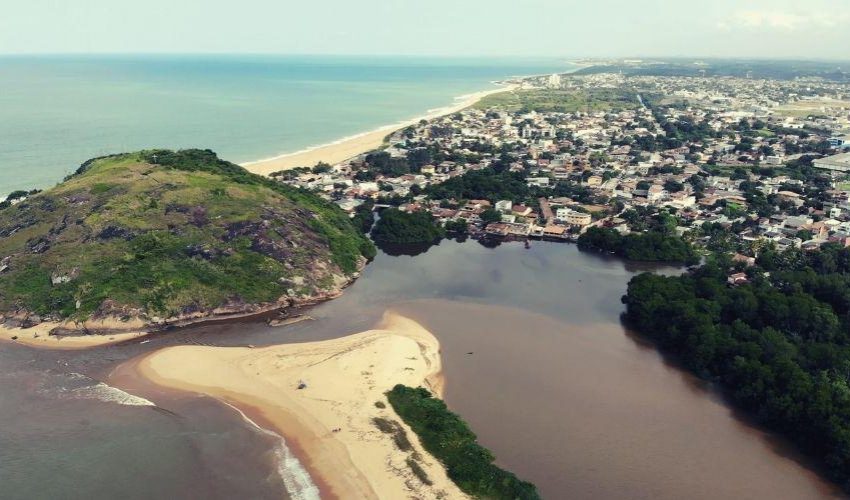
0, 240, 842, 498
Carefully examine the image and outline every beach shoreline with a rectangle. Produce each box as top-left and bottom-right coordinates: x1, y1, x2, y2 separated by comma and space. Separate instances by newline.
124, 310, 463, 499
242, 83, 517, 176
0, 322, 152, 350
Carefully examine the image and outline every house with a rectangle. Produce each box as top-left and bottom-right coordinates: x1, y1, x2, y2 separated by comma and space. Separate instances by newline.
555, 208, 592, 226
495, 200, 513, 213
466, 199, 491, 210
542, 225, 567, 237
647, 185, 665, 202
585, 175, 603, 187
527, 177, 551, 187
512, 205, 533, 217
731, 253, 756, 267
727, 272, 749, 286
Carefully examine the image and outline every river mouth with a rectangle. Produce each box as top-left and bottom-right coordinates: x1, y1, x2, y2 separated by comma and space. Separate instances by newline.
0, 239, 843, 498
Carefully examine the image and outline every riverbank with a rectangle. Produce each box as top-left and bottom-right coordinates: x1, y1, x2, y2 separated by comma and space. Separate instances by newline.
0, 321, 151, 349
242, 84, 517, 176
130, 311, 465, 499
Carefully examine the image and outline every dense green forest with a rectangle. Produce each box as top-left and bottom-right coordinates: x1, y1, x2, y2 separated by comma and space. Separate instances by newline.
424, 168, 531, 203
371, 208, 445, 245
578, 226, 699, 264
387, 385, 540, 500
622, 244, 850, 489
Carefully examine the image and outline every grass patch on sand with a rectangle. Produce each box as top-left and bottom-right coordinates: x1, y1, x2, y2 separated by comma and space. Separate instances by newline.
387, 384, 540, 500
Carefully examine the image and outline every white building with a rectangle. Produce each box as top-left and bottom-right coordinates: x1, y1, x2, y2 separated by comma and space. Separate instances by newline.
495, 200, 513, 213
555, 208, 592, 226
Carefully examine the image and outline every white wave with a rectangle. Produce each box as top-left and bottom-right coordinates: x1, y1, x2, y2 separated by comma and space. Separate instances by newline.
70, 382, 156, 406
272, 440, 321, 500
47, 373, 156, 406
222, 402, 320, 500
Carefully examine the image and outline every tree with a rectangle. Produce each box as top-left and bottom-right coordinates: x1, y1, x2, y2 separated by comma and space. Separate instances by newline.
664, 179, 684, 193
311, 162, 332, 174
480, 208, 502, 224
371, 209, 445, 245
444, 218, 468, 234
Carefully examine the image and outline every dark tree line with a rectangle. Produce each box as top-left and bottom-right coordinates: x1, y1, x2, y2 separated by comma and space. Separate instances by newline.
371, 208, 445, 245
622, 244, 850, 490
578, 226, 699, 264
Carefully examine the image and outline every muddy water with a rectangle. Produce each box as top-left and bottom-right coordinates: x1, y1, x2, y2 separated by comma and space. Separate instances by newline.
1, 239, 843, 498
397, 299, 839, 499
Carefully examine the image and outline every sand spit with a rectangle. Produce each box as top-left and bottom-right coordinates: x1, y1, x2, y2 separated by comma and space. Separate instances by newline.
134, 311, 465, 499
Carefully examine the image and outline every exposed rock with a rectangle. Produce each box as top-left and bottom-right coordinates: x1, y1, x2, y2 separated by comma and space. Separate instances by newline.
189, 206, 209, 227
27, 236, 51, 254
51, 267, 80, 285
91, 299, 145, 323
65, 192, 91, 205
185, 244, 222, 260
98, 225, 136, 240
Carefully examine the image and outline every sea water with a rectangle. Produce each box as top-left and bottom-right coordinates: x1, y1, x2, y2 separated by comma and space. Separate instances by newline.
0, 54, 573, 193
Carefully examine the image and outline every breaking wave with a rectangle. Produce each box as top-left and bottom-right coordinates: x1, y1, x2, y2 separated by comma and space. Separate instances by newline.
69, 382, 156, 406
42, 372, 156, 406
222, 402, 320, 500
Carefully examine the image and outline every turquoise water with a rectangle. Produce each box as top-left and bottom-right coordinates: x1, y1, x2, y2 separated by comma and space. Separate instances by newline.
0, 55, 573, 193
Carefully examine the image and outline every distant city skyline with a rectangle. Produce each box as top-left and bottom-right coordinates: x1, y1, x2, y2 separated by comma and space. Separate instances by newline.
1, 0, 849, 60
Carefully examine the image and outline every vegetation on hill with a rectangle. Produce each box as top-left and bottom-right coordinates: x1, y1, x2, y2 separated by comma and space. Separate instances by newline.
0, 149, 374, 327
387, 385, 540, 500
578, 226, 699, 264
623, 244, 850, 490
371, 208, 445, 245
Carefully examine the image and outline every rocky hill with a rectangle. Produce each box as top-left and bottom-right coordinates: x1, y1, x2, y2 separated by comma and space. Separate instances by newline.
0, 149, 375, 335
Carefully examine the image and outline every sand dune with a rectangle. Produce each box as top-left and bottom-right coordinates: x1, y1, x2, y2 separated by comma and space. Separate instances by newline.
133, 311, 465, 499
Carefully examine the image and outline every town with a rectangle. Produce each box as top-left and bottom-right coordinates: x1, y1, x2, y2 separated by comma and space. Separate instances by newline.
271, 70, 850, 268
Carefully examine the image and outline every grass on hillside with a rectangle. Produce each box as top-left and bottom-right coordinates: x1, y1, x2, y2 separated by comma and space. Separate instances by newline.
0, 149, 375, 321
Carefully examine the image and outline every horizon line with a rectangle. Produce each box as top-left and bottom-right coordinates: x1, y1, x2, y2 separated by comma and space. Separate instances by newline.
0, 52, 849, 63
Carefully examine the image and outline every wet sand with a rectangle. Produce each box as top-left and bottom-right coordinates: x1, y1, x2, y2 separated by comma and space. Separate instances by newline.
0, 322, 151, 350
130, 311, 466, 499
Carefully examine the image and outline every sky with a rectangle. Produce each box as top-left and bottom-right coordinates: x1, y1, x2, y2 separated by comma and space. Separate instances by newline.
1, 0, 848, 59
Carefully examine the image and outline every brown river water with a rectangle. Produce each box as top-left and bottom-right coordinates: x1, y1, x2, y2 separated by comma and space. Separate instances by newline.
0, 239, 843, 499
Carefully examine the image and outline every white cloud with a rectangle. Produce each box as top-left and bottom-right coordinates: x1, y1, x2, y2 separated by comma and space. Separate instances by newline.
719, 9, 849, 31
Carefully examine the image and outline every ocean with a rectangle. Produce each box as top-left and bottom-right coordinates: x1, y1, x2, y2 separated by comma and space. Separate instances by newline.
0, 54, 574, 193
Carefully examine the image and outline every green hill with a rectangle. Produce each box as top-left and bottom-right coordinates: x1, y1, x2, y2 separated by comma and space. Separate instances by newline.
0, 149, 375, 333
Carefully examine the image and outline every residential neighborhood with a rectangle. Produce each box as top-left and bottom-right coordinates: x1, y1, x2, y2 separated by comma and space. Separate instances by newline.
271, 71, 850, 258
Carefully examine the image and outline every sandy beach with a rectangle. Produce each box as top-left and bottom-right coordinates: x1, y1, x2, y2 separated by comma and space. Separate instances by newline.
132, 311, 466, 499
0, 321, 150, 350
242, 85, 516, 176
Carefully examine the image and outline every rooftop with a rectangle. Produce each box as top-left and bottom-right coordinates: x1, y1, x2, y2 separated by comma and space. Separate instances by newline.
813, 153, 850, 172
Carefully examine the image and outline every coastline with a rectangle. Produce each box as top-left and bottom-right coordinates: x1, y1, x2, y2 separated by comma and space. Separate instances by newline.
242, 84, 517, 176
0, 265, 361, 350
127, 310, 463, 499
0, 321, 151, 350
